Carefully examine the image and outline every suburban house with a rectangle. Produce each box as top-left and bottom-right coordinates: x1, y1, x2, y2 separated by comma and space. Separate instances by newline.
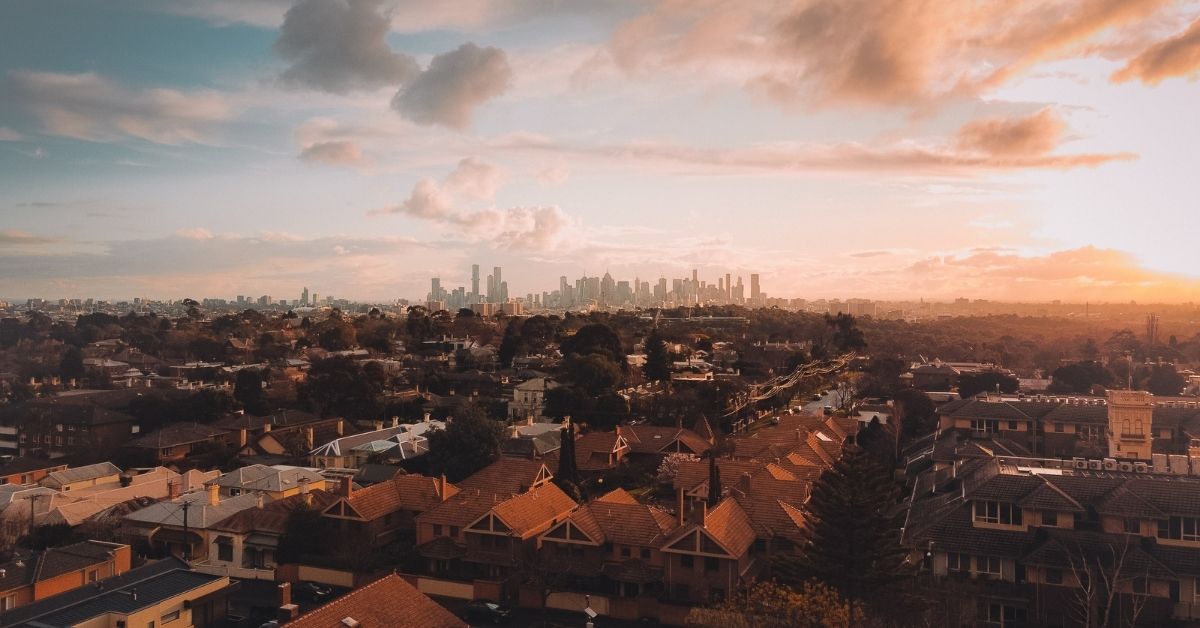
0, 557, 232, 628
308, 418, 445, 470
0, 541, 131, 612
320, 474, 457, 549
120, 484, 265, 561
661, 498, 759, 604
0, 459, 68, 486
212, 410, 347, 459
507, 377, 560, 421
124, 423, 231, 464
212, 464, 327, 500
39, 462, 122, 492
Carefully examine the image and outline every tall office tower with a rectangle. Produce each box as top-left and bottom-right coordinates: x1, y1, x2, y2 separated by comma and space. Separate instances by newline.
487, 275, 495, 303
300, 287, 309, 307
734, 277, 744, 303
471, 265, 480, 301
431, 277, 442, 301
655, 278, 667, 302
725, 273, 732, 301
600, 272, 615, 305
311, 293, 319, 305
500, 281, 509, 303
493, 267, 502, 300
750, 273, 761, 302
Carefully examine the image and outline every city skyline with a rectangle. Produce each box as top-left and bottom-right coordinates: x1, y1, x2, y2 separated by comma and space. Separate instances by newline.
3, 2, 1200, 303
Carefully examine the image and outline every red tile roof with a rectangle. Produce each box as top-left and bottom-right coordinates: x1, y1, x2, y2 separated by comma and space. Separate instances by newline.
284, 574, 465, 628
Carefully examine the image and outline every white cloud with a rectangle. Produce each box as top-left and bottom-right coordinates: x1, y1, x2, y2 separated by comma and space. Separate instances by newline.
0, 127, 23, 141
3, 71, 231, 144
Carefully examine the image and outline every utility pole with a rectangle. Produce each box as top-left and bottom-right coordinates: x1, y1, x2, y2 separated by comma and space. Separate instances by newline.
22, 493, 43, 542
181, 501, 192, 562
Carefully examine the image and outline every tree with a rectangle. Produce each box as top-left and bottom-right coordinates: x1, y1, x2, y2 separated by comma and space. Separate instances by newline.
1064, 536, 1150, 628
300, 357, 381, 419
425, 404, 503, 482
656, 452, 699, 484
563, 354, 623, 397
316, 319, 357, 351
644, 330, 672, 383
498, 320, 523, 368
778, 445, 909, 622
1050, 361, 1116, 394
561, 323, 624, 365
706, 453, 722, 504
956, 370, 1019, 398
686, 580, 851, 628
233, 369, 267, 415
894, 388, 937, 441
277, 504, 326, 564
520, 315, 557, 354
824, 313, 866, 354
1145, 364, 1186, 396
554, 420, 583, 501
58, 346, 85, 381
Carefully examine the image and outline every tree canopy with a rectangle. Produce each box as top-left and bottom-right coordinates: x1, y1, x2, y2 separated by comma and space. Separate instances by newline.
425, 404, 503, 482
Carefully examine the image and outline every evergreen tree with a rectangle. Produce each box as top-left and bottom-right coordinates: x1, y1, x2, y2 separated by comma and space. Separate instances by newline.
498, 320, 523, 368
707, 453, 722, 504
58, 346, 85, 381
555, 419, 583, 501
778, 444, 909, 622
425, 404, 503, 482
644, 330, 671, 382
233, 369, 267, 415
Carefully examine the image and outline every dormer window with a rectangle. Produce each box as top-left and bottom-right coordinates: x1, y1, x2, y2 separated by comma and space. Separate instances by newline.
974, 501, 1021, 526
1042, 511, 1058, 527
1158, 516, 1200, 542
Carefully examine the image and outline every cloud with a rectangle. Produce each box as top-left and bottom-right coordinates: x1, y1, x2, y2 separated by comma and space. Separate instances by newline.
956, 108, 1067, 156
371, 158, 571, 251
603, 0, 1177, 109
0, 229, 59, 247
3, 71, 231, 144
299, 140, 366, 167
0, 127, 23, 141
276, 0, 419, 93
174, 228, 215, 240
392, 43, 513, 129
493, 124, 1132, 177
1112, 16, 1200, 84
444, 156, 504, 200
536, 162, 571, 185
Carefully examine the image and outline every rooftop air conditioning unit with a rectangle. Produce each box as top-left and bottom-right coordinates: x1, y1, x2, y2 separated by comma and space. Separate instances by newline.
1073, 458, 1088, 470
1088, 460, 1102, 470
1134, 462, 1149, 473
1103, 458, 1118, 471
1118, 462, 1134, 473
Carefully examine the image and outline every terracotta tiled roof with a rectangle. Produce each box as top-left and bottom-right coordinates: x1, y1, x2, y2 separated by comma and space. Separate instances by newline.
622, 426, 713, 456
419, 459, 553, 528
561, 488, 678, 547
574, 432, 628, 471
285, 574, 465, 628
489, 483, 577, 538
700, 498, 757, 556
338, 474, 457, 521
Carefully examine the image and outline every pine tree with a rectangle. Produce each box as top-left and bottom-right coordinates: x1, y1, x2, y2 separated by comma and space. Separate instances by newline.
707, 453, 722, 504
778, 444, 909, 622
643, 330, 671, 383
554, 419, 583, 501
498, 320, 523, 368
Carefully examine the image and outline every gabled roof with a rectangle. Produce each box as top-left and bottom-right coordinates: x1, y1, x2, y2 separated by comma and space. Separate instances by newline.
418, 459, 554, 528
284, 573, 465, 628
327, 474, 457, 521
126, 423, 227, 449
484, 483, 577, 539
42, 462, 121, 488
664, 498, 756, 557
123, 491, 264, 529
0, 541, 126, 593
214, 465, 324, 494
549, 489, 677, 548
622, 425, 713, 456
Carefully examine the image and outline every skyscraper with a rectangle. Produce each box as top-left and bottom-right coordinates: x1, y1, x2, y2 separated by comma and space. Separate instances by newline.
493, 266, 502, 302
750, 273, 761, 302
471, 264, 480, 301
300, 287, 309, 307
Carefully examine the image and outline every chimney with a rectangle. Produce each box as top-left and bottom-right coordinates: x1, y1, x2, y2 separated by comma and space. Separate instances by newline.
278, 582, 292, 607
238, 428, 248, 448
373, 420, 384, 432
305, 427, 315, 449
207, 483, 220, 506
336, 419, 345, 436
300, 479, 313, 506
424, 413, 431, 424
738, 472, 752, 496
391, 416, 400, 428
677, 488, 685, 526
277, 583, 299, 622
262, 422, 271, 434
168, 480, 181, 499
439, 474, 449, 501
341, 475, 353, 498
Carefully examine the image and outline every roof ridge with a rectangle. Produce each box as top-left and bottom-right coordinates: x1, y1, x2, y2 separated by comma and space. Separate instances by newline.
1036, 476, 1084, 511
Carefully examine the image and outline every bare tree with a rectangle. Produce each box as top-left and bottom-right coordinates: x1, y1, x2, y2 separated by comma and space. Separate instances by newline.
1063, 535, 1150, 628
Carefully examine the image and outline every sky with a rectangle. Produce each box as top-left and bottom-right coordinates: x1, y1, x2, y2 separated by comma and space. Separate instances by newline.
2, 0, 1200, 304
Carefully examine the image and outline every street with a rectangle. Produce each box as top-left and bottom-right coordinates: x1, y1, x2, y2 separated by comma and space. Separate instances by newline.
433, 596, 660, 628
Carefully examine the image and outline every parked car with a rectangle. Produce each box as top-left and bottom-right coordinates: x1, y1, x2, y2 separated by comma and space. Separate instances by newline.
822, 405, 833, 415
465, 600, 513, 624
293, 581, 333, 603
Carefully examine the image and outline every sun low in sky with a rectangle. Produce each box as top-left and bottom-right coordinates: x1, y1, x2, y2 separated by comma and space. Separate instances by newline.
1, 0, 1199, 303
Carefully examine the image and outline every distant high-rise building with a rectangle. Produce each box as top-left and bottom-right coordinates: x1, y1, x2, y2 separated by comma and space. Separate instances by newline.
750, 273, 761, 302
471, 265, 481, 301
300, 287, 309, 307
493, 266, 502, 302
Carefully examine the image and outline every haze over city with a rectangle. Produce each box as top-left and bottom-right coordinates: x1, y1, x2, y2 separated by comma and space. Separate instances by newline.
2, 0, 1200, 303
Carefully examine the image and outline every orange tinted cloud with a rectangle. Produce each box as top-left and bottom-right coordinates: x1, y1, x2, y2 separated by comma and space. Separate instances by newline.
956, 108, 1066, 156
1112, 16, 1200, 84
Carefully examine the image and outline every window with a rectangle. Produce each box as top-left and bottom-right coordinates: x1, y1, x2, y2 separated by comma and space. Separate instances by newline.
1, 594, 16, 611
1158, 517, 1200, 542
217, 542, 233, 562
1042, 511, 1058, 527
87, 569, 98, 582
1125, 518, 1140, 534
641, 548, 651, 559
1045, 568, 1063, 585
449, 526, 459, 537
161, 610, 181, 624
228, 488, 241, 496
704, 557, 720, 573
974, 501, 1022, 526
976, 556, 1001, 576
1054, 422, 1065, 433
620, 546, 631, 558
947, 552, 967, 572
1008, 420, 1018, 431
433, 524, 444, 536
681, 555, 694, 569
970, 419, 998, 435
1133, 577, 1149, 595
